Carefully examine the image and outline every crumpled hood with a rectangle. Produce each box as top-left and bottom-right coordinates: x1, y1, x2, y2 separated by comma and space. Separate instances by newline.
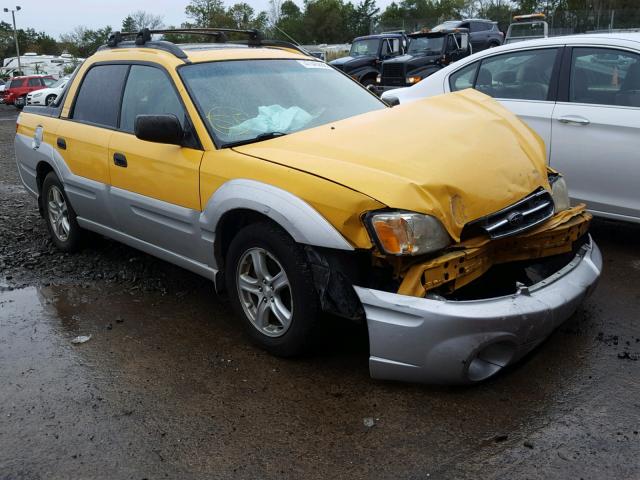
233, 89, 549, 242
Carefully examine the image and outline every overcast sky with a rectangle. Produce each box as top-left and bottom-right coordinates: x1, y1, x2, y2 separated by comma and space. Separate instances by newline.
11, 0, 394, 38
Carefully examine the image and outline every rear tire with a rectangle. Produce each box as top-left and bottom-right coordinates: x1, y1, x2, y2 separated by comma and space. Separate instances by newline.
225, 221, 320, 357
41, 172, 84, 252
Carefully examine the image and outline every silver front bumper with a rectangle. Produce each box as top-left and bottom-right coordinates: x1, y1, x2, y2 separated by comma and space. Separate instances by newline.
355, 236, 602, 384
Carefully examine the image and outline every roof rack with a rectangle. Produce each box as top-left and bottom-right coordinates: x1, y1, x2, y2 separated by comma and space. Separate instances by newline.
100, 28, 311, 60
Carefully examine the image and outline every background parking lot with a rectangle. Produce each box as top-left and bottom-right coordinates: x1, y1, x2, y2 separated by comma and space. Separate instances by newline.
0, 104, 638, 478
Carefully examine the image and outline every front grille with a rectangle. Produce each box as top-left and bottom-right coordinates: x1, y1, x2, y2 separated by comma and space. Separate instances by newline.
382, 63, 405, 85
463, 188, 554, 240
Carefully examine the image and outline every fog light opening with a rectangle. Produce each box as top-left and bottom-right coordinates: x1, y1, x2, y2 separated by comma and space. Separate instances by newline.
467, 341, 517, 382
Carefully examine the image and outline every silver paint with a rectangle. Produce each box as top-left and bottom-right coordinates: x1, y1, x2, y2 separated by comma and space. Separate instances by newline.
355, 236, 602, 384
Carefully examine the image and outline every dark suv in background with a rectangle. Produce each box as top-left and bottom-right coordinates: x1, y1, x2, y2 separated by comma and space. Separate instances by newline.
433, 19, 503, 51
330, 33, 406, 87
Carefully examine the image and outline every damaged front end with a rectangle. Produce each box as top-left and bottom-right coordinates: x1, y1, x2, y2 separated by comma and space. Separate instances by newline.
351, 192, 601, 384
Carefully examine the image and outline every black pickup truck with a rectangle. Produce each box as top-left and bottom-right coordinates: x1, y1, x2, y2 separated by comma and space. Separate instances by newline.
373, 29, 471, 95
330, 33, 406, 87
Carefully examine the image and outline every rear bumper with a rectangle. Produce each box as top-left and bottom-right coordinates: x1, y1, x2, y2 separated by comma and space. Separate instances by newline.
355, 236, 602, 384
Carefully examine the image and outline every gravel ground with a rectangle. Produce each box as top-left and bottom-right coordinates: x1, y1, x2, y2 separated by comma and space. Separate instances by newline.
1, 105, 639, 479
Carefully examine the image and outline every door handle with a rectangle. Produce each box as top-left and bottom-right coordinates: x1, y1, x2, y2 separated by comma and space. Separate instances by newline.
113, 152, 127, 168
558, 115, 590, 126
56, 137, 66, 149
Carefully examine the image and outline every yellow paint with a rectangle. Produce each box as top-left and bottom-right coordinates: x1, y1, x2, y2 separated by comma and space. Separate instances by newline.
199, 149, 383, 248
399, 206, 591, 297
55, 120, 114, 184
234, 89, 549, 242
19, 44, 561, 256
109, 131, 203, 210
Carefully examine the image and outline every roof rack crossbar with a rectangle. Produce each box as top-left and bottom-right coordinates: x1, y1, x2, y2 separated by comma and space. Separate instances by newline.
102, 27, 310, 60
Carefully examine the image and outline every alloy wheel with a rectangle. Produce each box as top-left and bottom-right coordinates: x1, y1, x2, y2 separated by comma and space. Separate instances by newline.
47, 185, 70, 241
236, 247, 293, 337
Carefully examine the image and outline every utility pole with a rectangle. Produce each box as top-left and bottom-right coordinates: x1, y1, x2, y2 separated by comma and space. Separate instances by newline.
4, 6, 22, 75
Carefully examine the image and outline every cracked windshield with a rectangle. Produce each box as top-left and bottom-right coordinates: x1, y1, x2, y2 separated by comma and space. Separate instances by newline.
180, 59, 385, 147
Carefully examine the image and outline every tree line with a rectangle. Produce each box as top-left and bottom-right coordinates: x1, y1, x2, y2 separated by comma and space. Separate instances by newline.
0, 0, 638, 61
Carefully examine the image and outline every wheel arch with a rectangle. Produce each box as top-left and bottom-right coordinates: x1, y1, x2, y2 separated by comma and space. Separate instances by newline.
35, 160, 55, 216
201, 179, 355, 287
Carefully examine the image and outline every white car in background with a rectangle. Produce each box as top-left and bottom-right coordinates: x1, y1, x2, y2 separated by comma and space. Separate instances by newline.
26, 76, 70, 106
383, 33, 640, 224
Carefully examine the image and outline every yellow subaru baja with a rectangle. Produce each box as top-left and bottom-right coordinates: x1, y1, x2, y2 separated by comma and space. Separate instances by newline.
14, 28, 601, 384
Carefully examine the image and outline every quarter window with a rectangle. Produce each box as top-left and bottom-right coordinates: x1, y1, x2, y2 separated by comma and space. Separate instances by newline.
449, 62, 479, 91
474, 48, 558, 100
72, 65, 129, 128
570, 47, 640, 107
119, 65, 186, 133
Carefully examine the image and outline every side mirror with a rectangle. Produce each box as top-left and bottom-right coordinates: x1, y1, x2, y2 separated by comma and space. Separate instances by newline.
460, 34, 469, 50
135, 114, 184, 146
385, 96, 400, 107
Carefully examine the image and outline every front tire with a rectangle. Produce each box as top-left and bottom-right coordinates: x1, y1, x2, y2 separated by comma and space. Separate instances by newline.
41, 172, 84, 252
45, 94, 56, 106
225, 221, 320, 357
361, 77, 376, 88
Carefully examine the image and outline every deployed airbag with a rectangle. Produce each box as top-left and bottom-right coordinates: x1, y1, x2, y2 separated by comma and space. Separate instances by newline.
228, 104, 313, 137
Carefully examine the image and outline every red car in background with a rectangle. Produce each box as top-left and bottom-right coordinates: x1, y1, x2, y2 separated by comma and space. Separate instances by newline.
2, 75, 55, 108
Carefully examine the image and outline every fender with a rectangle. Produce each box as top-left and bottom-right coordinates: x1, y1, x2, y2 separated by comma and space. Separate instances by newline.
350, 66, 380, 82
200, 179, 355, 259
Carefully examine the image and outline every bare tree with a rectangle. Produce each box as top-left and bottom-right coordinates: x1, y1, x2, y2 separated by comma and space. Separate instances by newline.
127, 10, 165, 30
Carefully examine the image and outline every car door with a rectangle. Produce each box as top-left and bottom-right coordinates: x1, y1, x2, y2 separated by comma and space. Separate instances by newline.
27, 77, 42, 93
56, 64, 129, 229
108, 64, 204, 259
469, 22, 489, 51
551, 46, 640, 221
448, 47, 562, 159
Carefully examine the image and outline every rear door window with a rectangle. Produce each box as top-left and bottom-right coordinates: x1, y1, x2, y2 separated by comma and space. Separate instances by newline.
475, 48, 558, 100
71, 65, 129, 128
569, 47, 640, 107
119, 65, 186, 133
27, 78, 41, 87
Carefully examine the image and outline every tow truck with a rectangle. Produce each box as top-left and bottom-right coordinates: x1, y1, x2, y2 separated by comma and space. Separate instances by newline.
373, 28, 470, 95
505, 13, 549, 44
330, 33, 407, 87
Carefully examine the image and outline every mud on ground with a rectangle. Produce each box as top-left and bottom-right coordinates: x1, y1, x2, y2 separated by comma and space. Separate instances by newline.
1, 106, 639, 479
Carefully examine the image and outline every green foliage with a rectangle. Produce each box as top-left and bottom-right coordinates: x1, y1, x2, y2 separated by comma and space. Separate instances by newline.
59, 26, 113, 58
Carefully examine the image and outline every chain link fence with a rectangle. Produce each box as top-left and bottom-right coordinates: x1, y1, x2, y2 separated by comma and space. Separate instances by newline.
373, 9, 640, 37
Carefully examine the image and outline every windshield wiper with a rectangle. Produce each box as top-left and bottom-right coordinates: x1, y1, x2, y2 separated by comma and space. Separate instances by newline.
224, 131, 288, 148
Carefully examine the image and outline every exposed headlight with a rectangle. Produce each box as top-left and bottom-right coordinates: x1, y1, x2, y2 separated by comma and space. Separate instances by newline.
406, 76, 422, 85
366, 211, 451, 256
549, 174, 570, 213
33, 92, 43, 98
376, 74, 381, 83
